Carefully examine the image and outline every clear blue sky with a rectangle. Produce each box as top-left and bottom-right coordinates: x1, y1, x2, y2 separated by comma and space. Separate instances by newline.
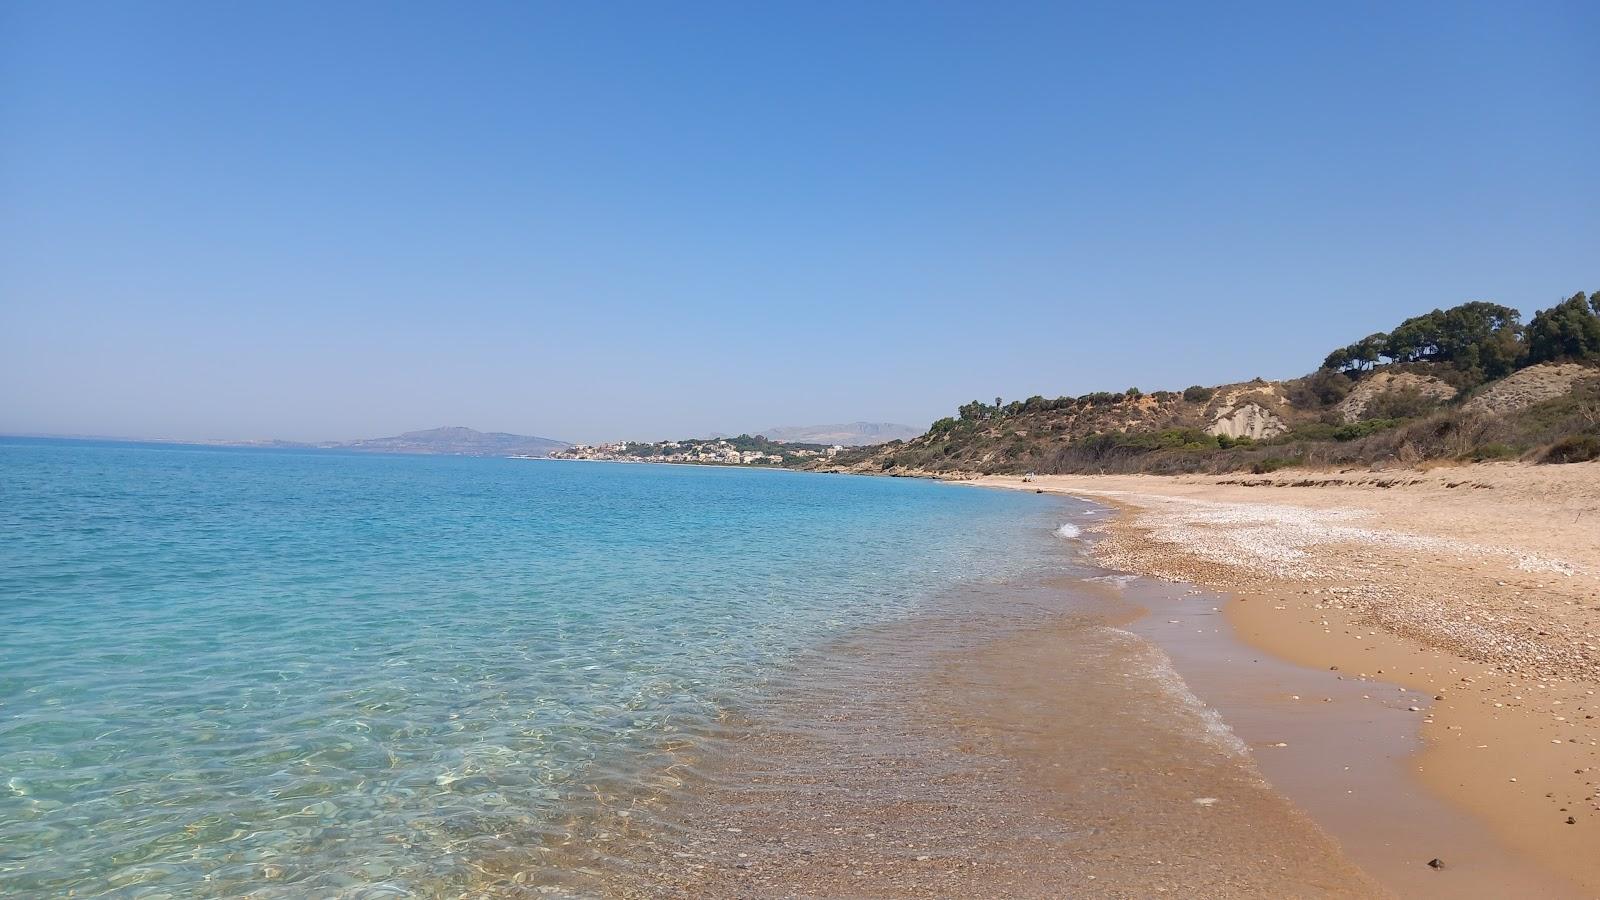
3, 1, 1595, 443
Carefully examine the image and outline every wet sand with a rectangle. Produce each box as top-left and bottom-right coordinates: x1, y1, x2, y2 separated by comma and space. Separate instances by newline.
979, 462, 1600, 896
1126, 577, 1580, 896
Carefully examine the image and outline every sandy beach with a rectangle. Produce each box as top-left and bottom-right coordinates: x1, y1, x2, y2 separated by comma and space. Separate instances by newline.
978, 461, 1600, 894
522, 461, 1600, 897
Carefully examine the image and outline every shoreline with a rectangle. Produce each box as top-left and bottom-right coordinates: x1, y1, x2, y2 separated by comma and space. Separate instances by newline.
593, 513, 1394, 897
976, 462, 1600, 894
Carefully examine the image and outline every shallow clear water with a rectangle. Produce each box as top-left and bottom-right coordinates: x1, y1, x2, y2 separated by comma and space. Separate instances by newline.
0, 438, 1058, 896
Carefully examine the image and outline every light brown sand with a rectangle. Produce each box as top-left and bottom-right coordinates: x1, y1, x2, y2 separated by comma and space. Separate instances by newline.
978, 461, 1600, 894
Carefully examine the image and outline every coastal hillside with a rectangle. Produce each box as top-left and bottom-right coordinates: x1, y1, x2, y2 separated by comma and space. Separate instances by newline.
821, 291, 1600, 476
761, 421, 921, 446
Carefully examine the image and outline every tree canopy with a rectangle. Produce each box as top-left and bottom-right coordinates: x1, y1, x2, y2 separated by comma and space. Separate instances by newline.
1322, 333, 1386, 373
1320, 299, 1539, 383
1525, 291, 1600, 365
1381, 302, 1524, 380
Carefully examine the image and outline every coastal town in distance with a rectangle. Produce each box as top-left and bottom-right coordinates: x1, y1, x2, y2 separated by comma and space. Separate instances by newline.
545, 434, 846, 466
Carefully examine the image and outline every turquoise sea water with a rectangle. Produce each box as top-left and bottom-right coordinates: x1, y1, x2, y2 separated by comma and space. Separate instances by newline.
0, 438, 1059, 896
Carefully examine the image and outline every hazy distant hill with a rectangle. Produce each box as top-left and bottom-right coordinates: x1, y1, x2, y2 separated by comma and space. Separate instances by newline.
761, 422, 922, 446
329, 426, 569, 457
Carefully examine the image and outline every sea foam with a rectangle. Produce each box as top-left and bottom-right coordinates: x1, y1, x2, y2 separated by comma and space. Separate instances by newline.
1108, 626, 1251, 758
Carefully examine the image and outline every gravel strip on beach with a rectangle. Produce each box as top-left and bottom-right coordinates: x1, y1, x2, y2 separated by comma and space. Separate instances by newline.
1084, 492, 1600, 683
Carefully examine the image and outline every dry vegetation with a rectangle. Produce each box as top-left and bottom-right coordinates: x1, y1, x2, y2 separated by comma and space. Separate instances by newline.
813, 292, 1600, 477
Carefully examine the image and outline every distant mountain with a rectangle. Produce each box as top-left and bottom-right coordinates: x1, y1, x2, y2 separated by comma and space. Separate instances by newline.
328, 426, 569, 457
761, 421, 922, 446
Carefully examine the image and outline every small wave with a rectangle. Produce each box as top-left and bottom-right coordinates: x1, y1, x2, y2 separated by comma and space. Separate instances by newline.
1055, 523, 1082, 539
1086, 573, 1139, 588
1106, 628, 1250, 758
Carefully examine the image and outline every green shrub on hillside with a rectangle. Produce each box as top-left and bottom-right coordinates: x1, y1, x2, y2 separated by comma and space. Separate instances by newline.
1078, 391, 1121, 406
1285, 370, 1353, 408
1334, 418, 1404, 441
1515, 378, 1600, 434
1460, 443, 1519, 462
1542, 435, 1600, 464
957, 400, 996, 421
1251, 456, 1299, 474
1275, 418, 1403, 444
1074, 428, 1221, 453
1363, 387, 1444, 421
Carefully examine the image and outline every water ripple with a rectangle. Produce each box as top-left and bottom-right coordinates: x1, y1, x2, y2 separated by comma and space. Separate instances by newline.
0, 439, 1058, 895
